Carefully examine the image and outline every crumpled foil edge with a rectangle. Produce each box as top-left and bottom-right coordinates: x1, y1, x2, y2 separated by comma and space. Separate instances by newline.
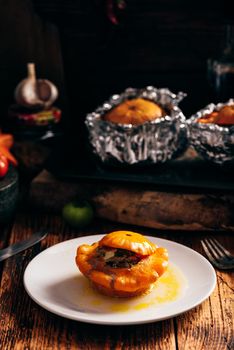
85, 86, 188, 165
187, 99, 234, 164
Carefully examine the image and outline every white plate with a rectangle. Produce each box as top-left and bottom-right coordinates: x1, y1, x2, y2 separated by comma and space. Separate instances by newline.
23, 235, 216, 325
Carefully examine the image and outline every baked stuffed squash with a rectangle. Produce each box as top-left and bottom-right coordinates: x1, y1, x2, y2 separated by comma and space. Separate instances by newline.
198, 104, 234, 125
76, 231, 168, 297
103, 98, 165, 125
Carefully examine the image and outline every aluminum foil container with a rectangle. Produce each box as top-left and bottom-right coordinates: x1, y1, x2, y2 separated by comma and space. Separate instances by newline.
187, 99, 234, 164
85, 86, 188, 165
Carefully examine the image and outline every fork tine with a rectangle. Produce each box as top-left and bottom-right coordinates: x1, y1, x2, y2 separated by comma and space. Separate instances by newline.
201, 240, 216, 262
203, 239, 220, 260
207, 239, 224, 259
210, 238, 232, 258
201, 238, 234, 269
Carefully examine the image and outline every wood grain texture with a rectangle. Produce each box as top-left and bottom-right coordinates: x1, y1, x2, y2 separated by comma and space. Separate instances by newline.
29, 170, 234, 231
0, 213, 233, 349
176, 285, 233, 350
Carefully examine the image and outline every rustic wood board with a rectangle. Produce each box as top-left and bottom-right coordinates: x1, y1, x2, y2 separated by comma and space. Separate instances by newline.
29, 170, 234, 231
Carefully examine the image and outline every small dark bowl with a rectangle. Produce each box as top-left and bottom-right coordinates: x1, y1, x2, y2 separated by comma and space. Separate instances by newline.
0, 166, 19, 223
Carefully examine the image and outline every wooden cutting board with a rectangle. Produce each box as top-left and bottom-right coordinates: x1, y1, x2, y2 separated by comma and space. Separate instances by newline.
29, 169, 234, 231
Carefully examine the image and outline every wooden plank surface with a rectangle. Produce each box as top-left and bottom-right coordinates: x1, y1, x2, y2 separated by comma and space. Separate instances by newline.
0, 212, 233, 349
29, 170, 234, 231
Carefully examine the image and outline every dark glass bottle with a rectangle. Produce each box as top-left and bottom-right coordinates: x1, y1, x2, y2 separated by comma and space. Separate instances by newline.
207, 25, 234, 102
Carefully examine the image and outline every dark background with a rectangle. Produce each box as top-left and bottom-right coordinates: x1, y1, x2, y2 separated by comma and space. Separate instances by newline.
0, 0, 232, 145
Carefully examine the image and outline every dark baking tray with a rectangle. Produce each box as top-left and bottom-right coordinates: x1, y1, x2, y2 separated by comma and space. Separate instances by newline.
45, 143, 234, 193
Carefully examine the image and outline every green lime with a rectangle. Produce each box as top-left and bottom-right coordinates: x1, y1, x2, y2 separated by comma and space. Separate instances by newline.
62, 200, 94, 228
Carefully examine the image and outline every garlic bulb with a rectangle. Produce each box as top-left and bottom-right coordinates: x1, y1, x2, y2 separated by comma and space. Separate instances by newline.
15, 63, 58, 109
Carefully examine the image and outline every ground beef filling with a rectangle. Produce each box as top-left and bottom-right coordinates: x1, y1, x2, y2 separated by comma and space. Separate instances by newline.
95, 246, 142, 268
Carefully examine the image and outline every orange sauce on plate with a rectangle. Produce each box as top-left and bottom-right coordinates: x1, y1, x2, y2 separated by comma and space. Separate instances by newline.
77, 263, 188, 313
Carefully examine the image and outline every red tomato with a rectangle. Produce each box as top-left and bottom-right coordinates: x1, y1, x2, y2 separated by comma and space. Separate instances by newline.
0, 154, 9, 178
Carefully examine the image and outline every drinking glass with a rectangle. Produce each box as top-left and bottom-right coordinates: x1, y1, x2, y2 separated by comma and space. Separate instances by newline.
207, 25, 234, 102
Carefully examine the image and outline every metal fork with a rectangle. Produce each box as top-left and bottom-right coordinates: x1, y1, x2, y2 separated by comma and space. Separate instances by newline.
201, 238, 234, 270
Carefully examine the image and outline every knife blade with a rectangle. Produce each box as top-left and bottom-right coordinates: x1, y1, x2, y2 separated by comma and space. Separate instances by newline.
0, 230, 48, 262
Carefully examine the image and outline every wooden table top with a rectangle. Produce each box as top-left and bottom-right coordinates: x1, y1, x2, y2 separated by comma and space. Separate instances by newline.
0, 209, 233, 350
